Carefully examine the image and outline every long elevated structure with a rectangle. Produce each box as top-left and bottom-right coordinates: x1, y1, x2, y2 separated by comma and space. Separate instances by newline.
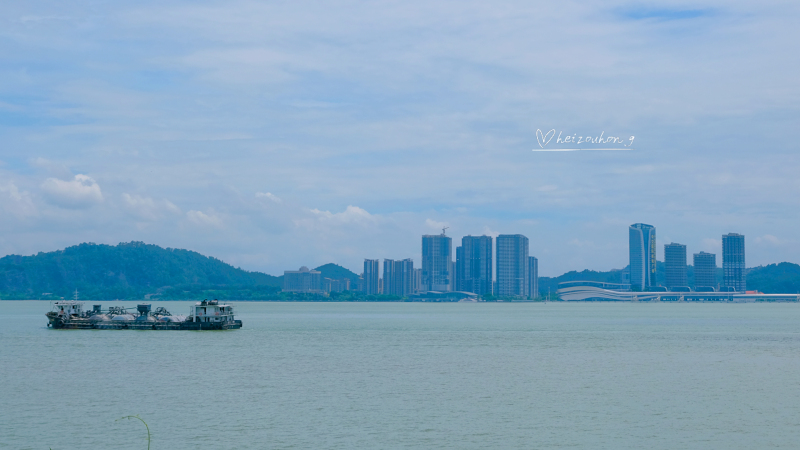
558, 282, 797, 302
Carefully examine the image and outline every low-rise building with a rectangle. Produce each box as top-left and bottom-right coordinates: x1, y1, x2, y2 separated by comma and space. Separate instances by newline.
283, 266, 322, 293
323, 277, 351, 293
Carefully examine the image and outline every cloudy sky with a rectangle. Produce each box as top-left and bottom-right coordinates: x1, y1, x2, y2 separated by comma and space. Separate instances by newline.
1, 0, 798, 276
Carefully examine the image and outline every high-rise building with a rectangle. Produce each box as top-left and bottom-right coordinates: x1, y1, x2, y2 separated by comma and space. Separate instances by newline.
496, 234, 529, 297
363, 259, 380, 295
399, 258, 414, 296
383, 259, 396, 295
283, 266, 322, 293
458, 235, 493, 295
413, 268, 423, 293
693, 252, 716, 290
383, 258, 414, 296
422, 233, 452, 291
528, 256, 538, 299
722, 233, 746, 292
664, 243, 687, 289
455, 246, 463, 291
629, 223, 656, 290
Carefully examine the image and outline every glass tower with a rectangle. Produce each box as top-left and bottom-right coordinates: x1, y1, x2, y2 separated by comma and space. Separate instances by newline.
722, 233, 746, 292
383, 258, 414, 296
457, 235, 493, 295
422, 233, 452, 291
363, 259, 380, 295
496, 234, 529, 297
629, 223, 656, 290
528, 256, 539, 299
693, 251, 717, 290
664, 243, 687, 289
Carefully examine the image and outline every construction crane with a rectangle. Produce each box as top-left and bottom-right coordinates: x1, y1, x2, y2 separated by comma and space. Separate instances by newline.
442, 226, 449, 236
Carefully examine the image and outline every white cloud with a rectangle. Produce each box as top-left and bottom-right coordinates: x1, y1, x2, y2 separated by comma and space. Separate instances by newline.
425, 218, 448, 232
18, 15, 71, 24
481, 226, 500, 238
611, 165, 656, 175
40, 174, 103, 209
755, 234, 781, 245
0, 182, 37, 218
568, 238, 596, 248
702, 238, 721, 253
255, 192, 282, 203
122, 193, 181, 221
310, 205, 376, 225
186, 209, 223, 228
178, 47, 317, 84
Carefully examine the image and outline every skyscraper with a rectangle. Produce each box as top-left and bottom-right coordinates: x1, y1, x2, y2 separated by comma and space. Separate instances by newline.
399, 258, 414, 296
496, 234, 529, 297
664, 243, 687, 289
454, 246, 463, 291
458, 235, 493, 295
629, 223, 656, 290
693, 251, 716, 290
413, 268, 423, 293
422, 233, 452, 291
383, 258, 414, 296
722, 233, 746, 292
528, 256, 538, 299
363, 259, 380, 295
383, 259, 397, 295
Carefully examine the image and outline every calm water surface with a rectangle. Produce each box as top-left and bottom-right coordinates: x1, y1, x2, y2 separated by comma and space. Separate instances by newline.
1, 301, 800, 449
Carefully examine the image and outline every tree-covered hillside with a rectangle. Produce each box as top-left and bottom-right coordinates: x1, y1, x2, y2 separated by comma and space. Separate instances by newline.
314, 263, 360, 283
0, 242, 281, 300
747, 263, 800, 294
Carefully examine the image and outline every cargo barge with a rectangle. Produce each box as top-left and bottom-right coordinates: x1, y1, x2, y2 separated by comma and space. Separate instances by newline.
46, 299, 242, 330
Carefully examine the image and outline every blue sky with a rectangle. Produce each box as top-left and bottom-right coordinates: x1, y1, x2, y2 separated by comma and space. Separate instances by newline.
1, 0, 799, 276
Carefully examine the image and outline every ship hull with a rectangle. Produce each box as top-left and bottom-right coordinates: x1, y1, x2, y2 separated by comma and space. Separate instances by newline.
46, 314, 242, 330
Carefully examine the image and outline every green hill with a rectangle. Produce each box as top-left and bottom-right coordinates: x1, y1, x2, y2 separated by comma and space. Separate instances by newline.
747, 263, 800, 294
0, 242, 281, 300
314, 263, 360, 283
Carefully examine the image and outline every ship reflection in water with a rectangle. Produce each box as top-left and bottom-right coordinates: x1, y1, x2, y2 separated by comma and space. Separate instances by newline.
46, 299, 242, 330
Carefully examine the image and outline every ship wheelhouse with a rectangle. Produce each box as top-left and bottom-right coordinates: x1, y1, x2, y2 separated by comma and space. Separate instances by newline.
192, 299, 235, 323
54, 301, 84, 317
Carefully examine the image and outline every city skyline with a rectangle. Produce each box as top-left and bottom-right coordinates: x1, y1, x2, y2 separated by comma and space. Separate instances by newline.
281, 224, 753, 296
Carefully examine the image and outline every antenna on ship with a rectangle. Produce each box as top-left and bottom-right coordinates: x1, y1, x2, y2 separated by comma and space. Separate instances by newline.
74, 289, 79, 301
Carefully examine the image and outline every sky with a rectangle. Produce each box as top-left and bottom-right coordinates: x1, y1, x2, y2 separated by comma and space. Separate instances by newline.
1, 0, 799, 277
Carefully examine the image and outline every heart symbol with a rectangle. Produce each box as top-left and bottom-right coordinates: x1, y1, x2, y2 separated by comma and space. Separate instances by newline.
536, 129, 555, 148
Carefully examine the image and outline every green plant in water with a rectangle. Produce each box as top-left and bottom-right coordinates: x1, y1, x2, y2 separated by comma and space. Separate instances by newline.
117, 415, 151, 450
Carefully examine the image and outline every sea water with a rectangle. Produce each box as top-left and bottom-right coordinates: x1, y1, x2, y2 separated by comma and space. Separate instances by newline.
1, 301, 799, 449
